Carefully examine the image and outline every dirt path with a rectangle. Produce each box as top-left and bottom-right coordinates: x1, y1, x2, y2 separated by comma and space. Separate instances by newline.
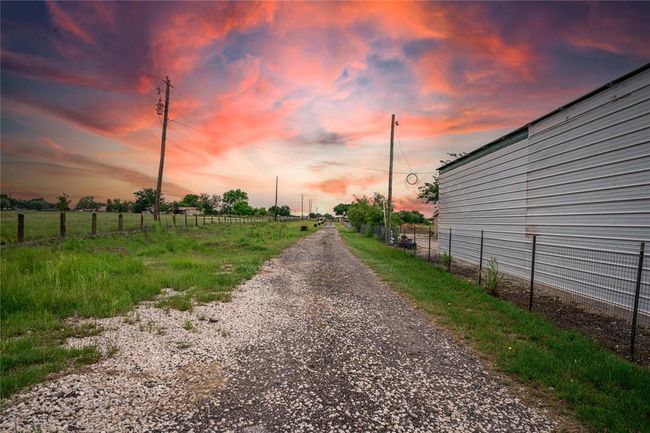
1, 225, 558, 432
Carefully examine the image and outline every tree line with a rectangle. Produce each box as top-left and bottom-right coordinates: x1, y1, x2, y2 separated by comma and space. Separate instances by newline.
0, 188, 294, 217
333, 193, 429, 231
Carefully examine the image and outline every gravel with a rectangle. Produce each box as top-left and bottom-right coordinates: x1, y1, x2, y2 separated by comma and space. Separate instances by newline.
1, 225, 558, 432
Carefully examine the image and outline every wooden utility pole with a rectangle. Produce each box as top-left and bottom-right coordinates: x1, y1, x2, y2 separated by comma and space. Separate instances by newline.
386, 114, 396, 243
274, 176, 278, 221
301, 194, 304, 219
154, 76, 171, 221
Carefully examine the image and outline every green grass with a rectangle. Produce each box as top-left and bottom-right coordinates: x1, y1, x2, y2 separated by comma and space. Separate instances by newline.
338, 226, 650, 433
1, 221, 314, 398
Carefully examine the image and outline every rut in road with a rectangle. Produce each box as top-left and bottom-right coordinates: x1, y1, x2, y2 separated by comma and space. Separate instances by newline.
168, 225, 556, 432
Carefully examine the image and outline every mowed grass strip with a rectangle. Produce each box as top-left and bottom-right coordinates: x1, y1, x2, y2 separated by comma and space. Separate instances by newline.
1, 221, 313, 398
338, 226, 650, 433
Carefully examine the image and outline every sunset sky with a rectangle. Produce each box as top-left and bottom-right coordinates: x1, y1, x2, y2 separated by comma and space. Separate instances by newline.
1, 1, 649, 214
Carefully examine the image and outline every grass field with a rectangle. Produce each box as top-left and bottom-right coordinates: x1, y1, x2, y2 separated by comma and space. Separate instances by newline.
1, 221, 314, 398
0, 211, 268, 244
338, 226, 650, 433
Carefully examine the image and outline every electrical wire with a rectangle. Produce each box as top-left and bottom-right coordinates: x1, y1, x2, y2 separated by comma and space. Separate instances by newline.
169, 118, 432, 175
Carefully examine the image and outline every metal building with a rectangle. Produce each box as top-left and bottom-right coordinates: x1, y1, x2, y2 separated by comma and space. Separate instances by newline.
438, 64, 650, 316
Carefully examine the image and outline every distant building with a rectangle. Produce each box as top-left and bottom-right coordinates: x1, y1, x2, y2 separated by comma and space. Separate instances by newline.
177, 207, 202, 216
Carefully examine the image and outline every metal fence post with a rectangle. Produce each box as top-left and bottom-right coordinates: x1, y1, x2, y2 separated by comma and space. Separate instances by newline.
118, 213, 123, 231
413, 226, 417, 256
428, 226, 432, 262
631, 241, 646, 361
528, 235, 537, 311
447, 227, 452, 272
17, 213, 24, 243
478, 230, 484, 286
92, 212, 97, 236
60, 212, 66, 238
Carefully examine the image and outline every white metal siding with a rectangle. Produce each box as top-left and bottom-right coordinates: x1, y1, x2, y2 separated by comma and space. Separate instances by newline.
439, 68, 650, 314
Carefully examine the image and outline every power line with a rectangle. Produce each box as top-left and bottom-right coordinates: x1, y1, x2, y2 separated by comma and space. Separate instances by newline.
169, 118, 436, 175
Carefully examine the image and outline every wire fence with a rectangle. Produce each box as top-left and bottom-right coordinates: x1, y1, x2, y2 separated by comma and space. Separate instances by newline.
1, 211, 285, 245
355, 224, 649, 362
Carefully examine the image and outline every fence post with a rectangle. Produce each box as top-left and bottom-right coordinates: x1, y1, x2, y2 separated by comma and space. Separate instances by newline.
172, 214, 176, 228
428, 226, 432, 262
528, 235, 537, 311
17, 213, 24, 243
92, 212, 97, 236
203, 215, 206, 225
140, 213, 144, 230
413, 226, 417, 256
211, 216, 214, 224
60, 212, 66, 238
118, 213, 123, 231
478, 230, 484, 286
447, 227, 452, 272
631, 241, 646, 361
183, 213, 187, 228
194, 215, 198, 227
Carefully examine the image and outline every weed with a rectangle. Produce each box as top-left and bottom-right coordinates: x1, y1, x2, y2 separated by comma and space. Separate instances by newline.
182, 320, 195, 331
176, 341, 192, 350
482, 257, 502, 296
441, 252, 452, 269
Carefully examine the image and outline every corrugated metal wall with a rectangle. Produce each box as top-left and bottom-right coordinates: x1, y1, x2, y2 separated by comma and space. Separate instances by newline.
438, 68, 650, 314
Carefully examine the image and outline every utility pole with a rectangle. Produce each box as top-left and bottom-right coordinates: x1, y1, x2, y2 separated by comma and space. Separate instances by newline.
154, 76, 171, 221
274, 176, 278, 221
386, 114, 396, 243
309, 199, 312, 218
301, 194, 304, 219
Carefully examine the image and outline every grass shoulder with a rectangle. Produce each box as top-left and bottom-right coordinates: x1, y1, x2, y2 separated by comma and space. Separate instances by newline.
1, 221, 315, 399
337, 225, 650, 433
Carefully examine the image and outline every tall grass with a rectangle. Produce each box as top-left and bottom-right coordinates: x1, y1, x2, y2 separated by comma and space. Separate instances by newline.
1, 221, 313, 398
339, 226, 650, 433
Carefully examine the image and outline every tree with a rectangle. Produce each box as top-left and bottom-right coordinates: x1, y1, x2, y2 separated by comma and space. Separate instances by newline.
333, 203, 350, 216
75, 196, 100, 211
232, 200, 254, 215
133, 188, 158, 213
180, 194, 200, 208
0, 194, 12, 210
222, 189, 249, 214
440, 152, 467, 166
56, 193, 71, 211
323, 213, 334, 220
268, 205, 291, 217
197, 193, 221, 215
107, 198, 130, 213
253, 207, 268, 217
346, 195, 384, 230
418, 175, 439, 204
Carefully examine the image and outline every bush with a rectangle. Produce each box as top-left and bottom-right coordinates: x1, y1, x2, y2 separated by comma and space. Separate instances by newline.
441, 252, 452, 270
483, 257, 502, 295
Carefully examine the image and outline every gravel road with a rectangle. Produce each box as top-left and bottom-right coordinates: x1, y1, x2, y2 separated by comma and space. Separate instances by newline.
1, 225, 557, 432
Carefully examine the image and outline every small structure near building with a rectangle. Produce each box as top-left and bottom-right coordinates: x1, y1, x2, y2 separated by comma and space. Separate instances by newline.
177, 207, 202, 216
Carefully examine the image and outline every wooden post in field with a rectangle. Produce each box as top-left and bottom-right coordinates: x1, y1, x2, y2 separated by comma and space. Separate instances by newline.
203, 214, 206, 225
140, 213, 144, 230
92, 213, 97, 236
17, 213, 24, 243
172, 214, 176, 228
59, 212, 66, 238
184, 214, 188, 228
194, 215, 198, 227
118, 213, 123, 231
